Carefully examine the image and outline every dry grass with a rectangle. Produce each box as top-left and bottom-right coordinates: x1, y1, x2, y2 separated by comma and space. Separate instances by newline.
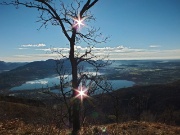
80, 121, 180, 135
0, 120, 180, 135
0, 118, 70, 135
1, 96, 180, 134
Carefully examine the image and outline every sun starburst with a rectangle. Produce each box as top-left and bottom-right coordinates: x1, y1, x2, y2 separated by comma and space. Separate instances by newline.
73, 14, 86, 29
75, 84, 89, 102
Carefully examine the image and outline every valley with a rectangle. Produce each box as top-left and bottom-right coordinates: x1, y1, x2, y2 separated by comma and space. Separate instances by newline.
0, 59, 180, 134
0, 59, 180, 91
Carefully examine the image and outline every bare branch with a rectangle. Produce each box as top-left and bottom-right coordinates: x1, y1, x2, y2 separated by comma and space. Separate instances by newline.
36, 0, 71, 41
1, 0, 71, 41
80, 0, 98, 18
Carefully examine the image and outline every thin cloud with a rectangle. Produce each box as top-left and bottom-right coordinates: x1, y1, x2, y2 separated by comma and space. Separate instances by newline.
35, 48, 51, 51
21, 43, 46, 48
35, 45, 145, 55
149, 45, 161, 48
109, 49, 180, 60
5, 45, 180, 62
35, 47, 69, 52
18, 48, 29, 50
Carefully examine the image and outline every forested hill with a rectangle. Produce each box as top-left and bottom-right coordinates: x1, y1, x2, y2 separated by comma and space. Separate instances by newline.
0, 59, 57, 89
98, 80, 180, 125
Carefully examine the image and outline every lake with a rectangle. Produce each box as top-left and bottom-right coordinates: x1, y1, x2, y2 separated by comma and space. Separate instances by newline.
10, 76, 135, 91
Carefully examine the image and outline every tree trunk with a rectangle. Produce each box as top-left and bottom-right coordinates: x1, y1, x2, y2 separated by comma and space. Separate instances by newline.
72, 99, 80, 134
69, 39, 80, 134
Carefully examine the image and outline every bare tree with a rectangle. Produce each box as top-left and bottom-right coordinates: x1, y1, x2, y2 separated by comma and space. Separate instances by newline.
52, 53, 111, 127
1, 0, 109, 134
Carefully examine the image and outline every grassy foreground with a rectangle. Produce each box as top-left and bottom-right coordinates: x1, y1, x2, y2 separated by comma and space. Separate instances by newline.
0, 119, 180, 135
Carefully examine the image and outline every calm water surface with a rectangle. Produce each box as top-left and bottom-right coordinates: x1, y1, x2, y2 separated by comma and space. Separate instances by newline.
10, 76, 135, 91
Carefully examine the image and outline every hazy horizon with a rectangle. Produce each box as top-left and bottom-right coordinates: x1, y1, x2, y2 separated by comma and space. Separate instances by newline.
1, 57, 180, 63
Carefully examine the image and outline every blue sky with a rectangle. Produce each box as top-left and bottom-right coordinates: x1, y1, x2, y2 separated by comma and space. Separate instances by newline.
0, 0, 180, 62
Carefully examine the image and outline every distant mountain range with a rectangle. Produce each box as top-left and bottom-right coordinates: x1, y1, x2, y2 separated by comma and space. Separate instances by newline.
0, 59, 58, 89
0, 59, 108, 89
0, 61, 27, 73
